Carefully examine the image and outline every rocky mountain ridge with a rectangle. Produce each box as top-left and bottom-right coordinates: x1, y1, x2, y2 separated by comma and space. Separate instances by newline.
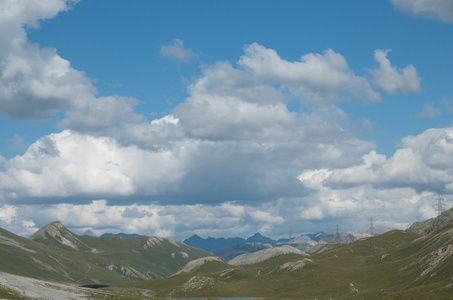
2, 212, 453, 299
406, 207, 453, 234
185, 229, 386, 260
128, 221, 453, 299
0, 221, 212, 285
228, 245, 308, 266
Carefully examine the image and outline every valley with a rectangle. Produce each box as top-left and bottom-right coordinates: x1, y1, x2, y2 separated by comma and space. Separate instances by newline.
1, 210, 453, 299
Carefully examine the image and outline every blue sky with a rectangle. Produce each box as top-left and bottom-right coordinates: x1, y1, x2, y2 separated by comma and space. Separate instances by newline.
1, 0, 453, 240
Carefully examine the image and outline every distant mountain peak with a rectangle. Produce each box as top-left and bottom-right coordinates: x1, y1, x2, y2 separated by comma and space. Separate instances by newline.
30, 221, 85, 250
83, 230, 95, 236
246, 232, 275, 244
30, 221, 67, 240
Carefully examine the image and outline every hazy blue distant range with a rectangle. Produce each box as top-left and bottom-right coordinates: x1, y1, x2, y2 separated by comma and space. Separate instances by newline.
183, 230, 386, 260
184, 232, 321, 259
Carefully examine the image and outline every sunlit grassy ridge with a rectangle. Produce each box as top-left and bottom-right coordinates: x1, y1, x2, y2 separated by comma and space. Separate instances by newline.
0, 222, 211, 285
122, 227, 453, 299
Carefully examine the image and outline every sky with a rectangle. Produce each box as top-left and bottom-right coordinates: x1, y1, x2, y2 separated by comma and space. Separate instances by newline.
1, 0, 453, 240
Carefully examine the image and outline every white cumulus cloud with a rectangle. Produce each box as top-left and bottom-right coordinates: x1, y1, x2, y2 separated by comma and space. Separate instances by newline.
297, 127, 453, 231
371, 49, 421, 94
237, 43, 379, 103
1, 0, 441, 239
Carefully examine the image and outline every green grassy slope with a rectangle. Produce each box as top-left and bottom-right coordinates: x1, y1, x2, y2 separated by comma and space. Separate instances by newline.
122, 227, 453, 299
0, 222, 212, 285
0, 283, 28, 300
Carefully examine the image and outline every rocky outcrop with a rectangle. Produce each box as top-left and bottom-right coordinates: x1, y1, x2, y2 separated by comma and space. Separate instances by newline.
407, 208, 453, 234
229, 245, 308, 266
279, 258, 313, 272
177, 256, 224, 274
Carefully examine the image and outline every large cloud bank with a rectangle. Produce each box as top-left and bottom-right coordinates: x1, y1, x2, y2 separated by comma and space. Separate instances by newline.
0, 0, 449, 239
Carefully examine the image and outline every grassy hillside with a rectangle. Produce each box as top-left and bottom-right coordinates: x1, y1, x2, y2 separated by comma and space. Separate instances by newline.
3, 220, 453, 299
1, 222, 212, 285
0, 286, 28, 299
118, 227, 453, 299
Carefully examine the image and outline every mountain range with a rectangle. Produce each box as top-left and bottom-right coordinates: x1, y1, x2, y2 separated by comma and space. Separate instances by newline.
0, 221, 211, 285
1, 209, 453, 299
121, 208, 453, 299
184, 228, 390, 260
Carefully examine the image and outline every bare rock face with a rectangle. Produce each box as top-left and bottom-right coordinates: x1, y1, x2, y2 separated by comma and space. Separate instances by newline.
229, 245, 308, 266
349, 282, 359, 294
177, 256, 224, 274
279, 258, 313, 272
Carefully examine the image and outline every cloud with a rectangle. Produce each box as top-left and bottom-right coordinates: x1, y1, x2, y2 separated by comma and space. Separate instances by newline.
0, 204, 17, 224
0, 130, 185, 199
0, 0, 89, 120
418, 102, 441, 117
297, 127, 453, 228
2, 0, 441, 238
391, 0, 453, 22
160, 39, 198, 61
371, 49, 421, 94
60, 96, 145, 134
237, 43, 379, 103
0, 0, 143, 139
0, 200, 290, 239
0, 39, 95, 120
2, 43, 389, 205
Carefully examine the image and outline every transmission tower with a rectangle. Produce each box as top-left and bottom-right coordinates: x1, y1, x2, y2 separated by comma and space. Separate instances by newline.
435, 195, 445, 216
368, 218, 375, 236
335, 224, 341, 243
